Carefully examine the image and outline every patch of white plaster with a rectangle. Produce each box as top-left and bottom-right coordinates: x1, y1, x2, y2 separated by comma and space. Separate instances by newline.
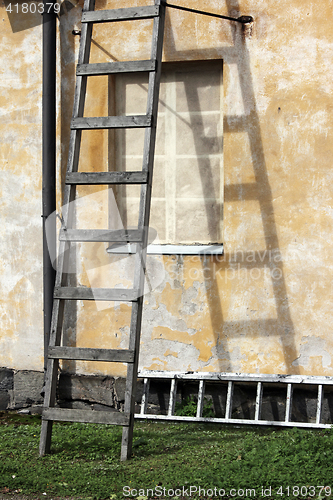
292, 337, 331, 368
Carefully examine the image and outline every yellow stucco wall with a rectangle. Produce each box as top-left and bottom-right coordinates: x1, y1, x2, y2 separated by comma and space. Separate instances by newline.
1, 0, 333, 377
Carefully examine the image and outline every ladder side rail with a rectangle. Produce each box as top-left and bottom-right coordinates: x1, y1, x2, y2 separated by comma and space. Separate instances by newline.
39, 0, 96, 457
137, 371, 333, 385
121, 0, 166, 461
134, 413, 332, 429
196, 380, 206, 418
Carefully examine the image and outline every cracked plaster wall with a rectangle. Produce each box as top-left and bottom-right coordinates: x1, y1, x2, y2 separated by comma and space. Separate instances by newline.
1, 0, 333, 377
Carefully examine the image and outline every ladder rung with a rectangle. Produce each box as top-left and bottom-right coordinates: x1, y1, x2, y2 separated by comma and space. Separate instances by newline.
66, 171, 148, 185
59, 228, 143, 243
285, 383, 293, 422
168, 379, 177, 416
71, 115, 151, 130
48, 346, 135, 363
196, 380, 205, 418
77, 60, 156, 76
255, 381, 263, 421
225, 381, 233, 419
54, 287, 138, 302
316, 385, 323, 424
81, 5, 159, 24
140, 378, 150, 416
43, 408, 130, 426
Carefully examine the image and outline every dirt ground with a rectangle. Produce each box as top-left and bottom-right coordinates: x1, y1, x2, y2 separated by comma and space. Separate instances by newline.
0, 493, 86, 500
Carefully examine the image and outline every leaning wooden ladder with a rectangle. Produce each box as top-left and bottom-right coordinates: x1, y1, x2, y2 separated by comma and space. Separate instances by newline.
39, 0, 166, 461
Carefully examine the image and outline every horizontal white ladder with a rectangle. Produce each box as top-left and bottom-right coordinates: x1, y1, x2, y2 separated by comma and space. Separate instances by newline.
135, 371, 333, 429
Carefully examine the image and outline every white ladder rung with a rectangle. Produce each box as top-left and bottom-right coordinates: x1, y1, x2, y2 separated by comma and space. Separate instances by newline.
196, 380, 206, 418
225, 381, 234, 419
255, 382, 263, 421
140, 378, 150, 416
285, 383, 293, 422
316, 384, 323, 425
168, 378, 177, 416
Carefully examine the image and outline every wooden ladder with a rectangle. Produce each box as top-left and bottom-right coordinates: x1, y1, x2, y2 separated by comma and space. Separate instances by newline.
39, 0, 166, 461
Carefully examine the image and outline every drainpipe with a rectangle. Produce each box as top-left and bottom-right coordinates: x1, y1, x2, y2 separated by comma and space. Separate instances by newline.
42, 0, 57, 378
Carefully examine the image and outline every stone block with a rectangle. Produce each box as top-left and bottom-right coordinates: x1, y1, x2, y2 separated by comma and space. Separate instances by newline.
114, 377, 126, 402
0, 368, 14, 391
0, 391, 10, 410
58, 373, 115, 407
13, 371, 44, 408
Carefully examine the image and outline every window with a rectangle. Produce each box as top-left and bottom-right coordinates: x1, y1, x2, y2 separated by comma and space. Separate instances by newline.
109, 59, 223, 253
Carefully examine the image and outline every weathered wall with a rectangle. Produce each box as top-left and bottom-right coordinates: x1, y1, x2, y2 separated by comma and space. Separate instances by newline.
1, 0, 333, 378
0, 3, 44, 370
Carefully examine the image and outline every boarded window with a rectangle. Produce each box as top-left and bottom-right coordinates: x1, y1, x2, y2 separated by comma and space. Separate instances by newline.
109, 59, 223, 245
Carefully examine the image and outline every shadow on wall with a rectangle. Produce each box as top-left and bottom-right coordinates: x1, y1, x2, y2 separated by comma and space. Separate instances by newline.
162, 0, 298, 375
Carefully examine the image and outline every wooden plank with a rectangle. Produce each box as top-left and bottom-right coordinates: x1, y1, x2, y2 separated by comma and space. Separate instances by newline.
43, 408, 130, 426
71, 115, 151, 130
82, 5, 159, 23
77, 60, 156, 76
48, 346, 134, 363
168, 378, 177, 416
225, 381, 234, 419
316, 385, 323, 425
59, 228, 143, 243
66, 171, 148, 185
54, 287, 138, 301
285, 383, 293, 423
140, 378, 150, 416
254, 382, 263, 421
196, 380, 205, 418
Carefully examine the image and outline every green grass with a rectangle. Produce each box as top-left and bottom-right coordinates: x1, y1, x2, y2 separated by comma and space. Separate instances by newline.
1, 411, 333, 500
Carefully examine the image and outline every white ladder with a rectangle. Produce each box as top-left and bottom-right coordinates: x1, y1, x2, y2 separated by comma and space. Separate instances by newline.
136, 371, 333, 429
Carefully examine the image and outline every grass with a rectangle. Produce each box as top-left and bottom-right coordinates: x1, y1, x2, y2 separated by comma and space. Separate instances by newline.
0, 411, 333, 500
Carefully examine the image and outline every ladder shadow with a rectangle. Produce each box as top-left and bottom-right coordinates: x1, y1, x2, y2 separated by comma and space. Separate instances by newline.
163, 3, 299, 375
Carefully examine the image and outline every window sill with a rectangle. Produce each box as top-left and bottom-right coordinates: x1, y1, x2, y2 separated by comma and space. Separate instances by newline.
106, 244, 224, 255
